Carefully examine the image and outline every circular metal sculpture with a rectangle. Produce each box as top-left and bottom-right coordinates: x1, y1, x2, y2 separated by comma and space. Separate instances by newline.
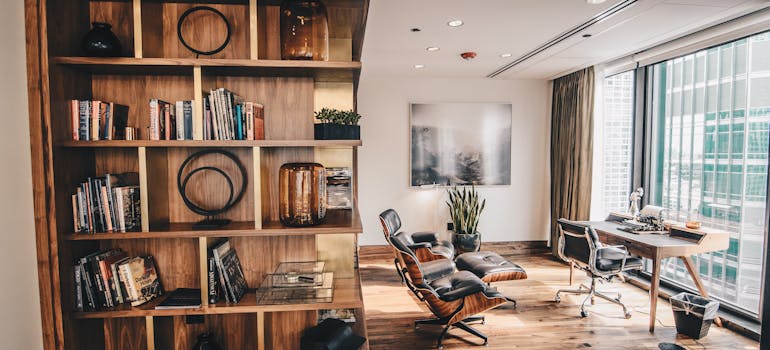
177, 149, 247, 229
177, 6, 232, 56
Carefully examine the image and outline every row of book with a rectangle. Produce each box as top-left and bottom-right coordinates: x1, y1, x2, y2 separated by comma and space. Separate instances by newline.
69, 100, 129, 141
72, 172, 141, 234
204, 88, 265, 141
74, 249, 162, 311
149, 99, 195, 140
208, 239, 248, 304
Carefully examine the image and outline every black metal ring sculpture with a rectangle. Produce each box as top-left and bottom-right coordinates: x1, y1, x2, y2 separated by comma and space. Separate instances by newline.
177, 149, 247, 218
177, 6, 232, 56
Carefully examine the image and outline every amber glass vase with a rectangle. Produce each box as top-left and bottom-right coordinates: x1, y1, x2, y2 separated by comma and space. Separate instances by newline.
280, 0, 329, 61
279, 163, 327, 226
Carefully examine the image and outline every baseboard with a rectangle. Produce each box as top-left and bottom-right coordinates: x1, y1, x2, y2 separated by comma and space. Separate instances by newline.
359, 240, 549, 260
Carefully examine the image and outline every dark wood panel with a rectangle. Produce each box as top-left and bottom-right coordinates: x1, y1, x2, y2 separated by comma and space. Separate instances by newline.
257, 5, 280, 60
165, 314, 257, 350
265, 310, 317, 350
142, 3, 250, 59
103, 317, 147, 350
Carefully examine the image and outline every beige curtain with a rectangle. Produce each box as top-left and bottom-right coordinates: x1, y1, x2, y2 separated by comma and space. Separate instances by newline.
550, 67, 594, 256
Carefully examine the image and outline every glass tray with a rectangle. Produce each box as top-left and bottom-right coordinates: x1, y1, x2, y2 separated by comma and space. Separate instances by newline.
256, 272, 333, 305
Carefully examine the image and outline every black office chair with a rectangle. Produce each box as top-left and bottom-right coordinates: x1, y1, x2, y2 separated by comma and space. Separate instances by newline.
554, 218, 643, 318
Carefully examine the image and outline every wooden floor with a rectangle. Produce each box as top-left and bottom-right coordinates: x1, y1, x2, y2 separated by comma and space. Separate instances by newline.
359, 251, 759, 350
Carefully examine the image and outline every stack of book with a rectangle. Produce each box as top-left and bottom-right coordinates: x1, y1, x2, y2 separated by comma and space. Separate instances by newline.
204, 88, 265, 141
74, 249, 163, 311
71, 172, 141, 234
149, 99, 194, 140
69, 100, 129, 141
208, 239, 248, 304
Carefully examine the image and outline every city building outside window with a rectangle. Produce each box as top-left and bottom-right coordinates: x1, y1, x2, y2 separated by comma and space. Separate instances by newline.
648, 31, 770, 316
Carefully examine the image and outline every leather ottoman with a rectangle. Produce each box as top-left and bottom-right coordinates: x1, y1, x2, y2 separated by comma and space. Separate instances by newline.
455, 251, 528, 283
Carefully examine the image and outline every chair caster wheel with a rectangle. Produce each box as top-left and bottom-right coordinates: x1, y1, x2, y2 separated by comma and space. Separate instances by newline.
624, 312, 632, 319
554, 296, 561, 303
483, 340, 488, 346
616, 293, 622, 301
580, 310, 589, 318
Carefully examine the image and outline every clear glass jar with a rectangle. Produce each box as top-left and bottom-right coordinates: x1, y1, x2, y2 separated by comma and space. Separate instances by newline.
280, 0, 329, 61
279, 163, 326, 226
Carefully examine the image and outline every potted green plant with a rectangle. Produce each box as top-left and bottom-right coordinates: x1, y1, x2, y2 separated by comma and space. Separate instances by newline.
314, 108, 362, 140
446, 186, 486, 254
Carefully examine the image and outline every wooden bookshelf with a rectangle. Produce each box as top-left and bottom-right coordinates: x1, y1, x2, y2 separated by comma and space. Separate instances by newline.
58, 140, 362, 148
24, 0, 370, 349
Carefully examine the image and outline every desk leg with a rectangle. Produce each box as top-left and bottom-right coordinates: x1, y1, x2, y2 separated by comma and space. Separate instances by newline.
649, 256, 661, 333
680, 256, 723, 327
569, 261, 574, 285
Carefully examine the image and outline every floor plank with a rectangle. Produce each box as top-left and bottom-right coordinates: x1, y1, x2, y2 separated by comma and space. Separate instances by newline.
360, 252, 759, 350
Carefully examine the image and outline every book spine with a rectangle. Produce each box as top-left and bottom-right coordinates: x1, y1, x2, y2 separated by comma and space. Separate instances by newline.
176, 101, 184, 140
91, 179, 105, 232
76, 188, 87, 233
98, 258, 115, 307
74, 262, 84, 311
114, 188, 125, 232
164, 103, 171, 140
88, 257, 108, 309
80, 261, 96, 310
184, 100, 193, 140
108, 259, 124, 305
79, 101, 89, 141
208, 256, 219, 304
99, 102, 108, 140
245, 102, 253, 141
118, 262, 136, 303
149, 99, 159, 140
91, 101, 100, 141
71, 100, 79, 141
212, 249, 231, 303
71, 194, 80, 233
100, 186, 114, 232
105, 174, 117, 231
81, 183, 93, 233
254, 103, 265, 140
105, 103, 113, 140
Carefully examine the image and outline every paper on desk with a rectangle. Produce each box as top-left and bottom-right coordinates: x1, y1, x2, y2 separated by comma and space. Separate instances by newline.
640, 205, 666, 217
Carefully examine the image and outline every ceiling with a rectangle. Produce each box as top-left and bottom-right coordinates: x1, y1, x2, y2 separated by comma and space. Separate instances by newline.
360, 0, 770, 80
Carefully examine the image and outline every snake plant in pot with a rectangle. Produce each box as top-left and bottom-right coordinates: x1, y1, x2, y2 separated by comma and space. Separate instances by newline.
446, 186, 486, 254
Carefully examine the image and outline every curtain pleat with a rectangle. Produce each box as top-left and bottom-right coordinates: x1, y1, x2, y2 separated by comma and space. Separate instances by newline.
550, 67, 595, 256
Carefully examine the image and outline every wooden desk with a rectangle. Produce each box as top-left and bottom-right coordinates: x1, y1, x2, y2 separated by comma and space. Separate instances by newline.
581, 221, 730, 332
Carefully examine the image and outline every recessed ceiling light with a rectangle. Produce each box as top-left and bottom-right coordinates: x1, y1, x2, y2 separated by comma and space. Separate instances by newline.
414, 64, 425, 69
447, 20, 464, 27
500, 53, 512, 58
586, 0, 608, 3
426, 46, 440, 52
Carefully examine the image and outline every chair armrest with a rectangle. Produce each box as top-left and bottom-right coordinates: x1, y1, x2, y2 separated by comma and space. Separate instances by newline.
594, 245, 630, 272
407, 242, 433, 250
411, 231, 441, 244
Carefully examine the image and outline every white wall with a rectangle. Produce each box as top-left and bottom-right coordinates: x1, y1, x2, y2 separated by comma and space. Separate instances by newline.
356, 76, 551, 246
0, 1, 44, 349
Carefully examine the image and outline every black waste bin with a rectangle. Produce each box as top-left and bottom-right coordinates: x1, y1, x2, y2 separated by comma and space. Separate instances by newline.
670, 292, 719, 339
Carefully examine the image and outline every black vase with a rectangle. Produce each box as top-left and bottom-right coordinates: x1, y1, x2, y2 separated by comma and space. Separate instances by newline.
192, 333, 222, 350
82, 22, 122, 57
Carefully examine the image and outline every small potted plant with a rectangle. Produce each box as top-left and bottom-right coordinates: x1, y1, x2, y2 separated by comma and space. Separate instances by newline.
314, 108, 362, 140
446, 186, 486, 254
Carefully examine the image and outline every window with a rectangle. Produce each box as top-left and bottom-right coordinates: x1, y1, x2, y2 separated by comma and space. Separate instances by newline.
647, 32, 770, 315
596, 71, 635, 217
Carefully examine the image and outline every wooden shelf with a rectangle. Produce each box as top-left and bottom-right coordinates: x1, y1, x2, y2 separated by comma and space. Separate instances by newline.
64, 209, 362, 240
72, 275, 363, 319
51, 57, 361, 81
57, 140, 362, 148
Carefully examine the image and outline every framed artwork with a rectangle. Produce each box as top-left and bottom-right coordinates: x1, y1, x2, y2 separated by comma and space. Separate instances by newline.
410, 103, 512, 186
